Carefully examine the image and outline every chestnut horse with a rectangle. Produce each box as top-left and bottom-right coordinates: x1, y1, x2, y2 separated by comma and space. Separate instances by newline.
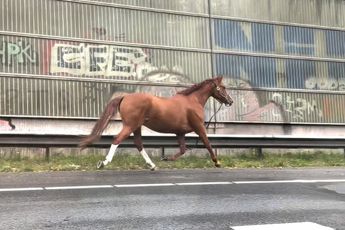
79, 77, 233, 170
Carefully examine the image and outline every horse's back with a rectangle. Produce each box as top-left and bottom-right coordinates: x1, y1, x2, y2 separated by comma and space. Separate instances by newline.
120, 93, 183, 115
119, 93, 155, 113
119, 93, 171, 118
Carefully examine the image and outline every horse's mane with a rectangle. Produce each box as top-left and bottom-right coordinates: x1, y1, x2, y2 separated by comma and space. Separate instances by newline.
177, 79, 214, 95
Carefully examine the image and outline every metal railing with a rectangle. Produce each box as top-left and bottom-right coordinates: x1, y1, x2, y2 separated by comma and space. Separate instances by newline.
2, 133, 345, 149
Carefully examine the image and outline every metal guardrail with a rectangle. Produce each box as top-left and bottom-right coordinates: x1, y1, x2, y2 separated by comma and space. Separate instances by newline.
1, 134, 345, 149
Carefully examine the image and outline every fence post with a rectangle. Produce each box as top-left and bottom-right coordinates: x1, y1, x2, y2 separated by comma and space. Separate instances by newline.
161, 147, 165, 159
255, 148, 264, 159
45, 147, 50, 162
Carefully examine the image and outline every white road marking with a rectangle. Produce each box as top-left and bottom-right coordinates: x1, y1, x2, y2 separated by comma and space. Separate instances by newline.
230, 222, 334, 230
233, 179, 345, 184
0, 179, 344, 192
115, 183, 175, 188
175, 182, 232, 186
45, 185, 114, 190
0, 187, 43, 192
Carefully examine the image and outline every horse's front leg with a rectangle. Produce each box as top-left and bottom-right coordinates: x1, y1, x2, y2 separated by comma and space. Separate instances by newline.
186, 112, 220, 167
162, 134, 186, 161
192, 125, 220, 167
198, 131, 221, 167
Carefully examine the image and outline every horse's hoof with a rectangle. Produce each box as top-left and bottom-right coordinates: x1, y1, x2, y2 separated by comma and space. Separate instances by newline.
215, 161, 221, 168
150, 166, 157, 171
161, 157, 168, 161
146, 163, 157, 171
97, 160, 104, 169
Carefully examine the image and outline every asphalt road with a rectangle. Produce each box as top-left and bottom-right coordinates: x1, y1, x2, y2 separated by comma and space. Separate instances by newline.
0, 168, 345, 230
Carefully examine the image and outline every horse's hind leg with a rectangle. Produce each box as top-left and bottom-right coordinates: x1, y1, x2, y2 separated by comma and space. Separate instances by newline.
133, 128, 156, 171
97, 126, 133, 169
162, 134, 186, 161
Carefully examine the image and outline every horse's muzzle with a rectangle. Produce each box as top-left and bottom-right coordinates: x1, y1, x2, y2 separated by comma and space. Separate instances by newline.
225, 96, 233, 107
225, 102, 232, 107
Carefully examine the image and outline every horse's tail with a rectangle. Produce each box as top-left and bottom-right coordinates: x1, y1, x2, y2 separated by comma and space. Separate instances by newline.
79, 96, 124, 149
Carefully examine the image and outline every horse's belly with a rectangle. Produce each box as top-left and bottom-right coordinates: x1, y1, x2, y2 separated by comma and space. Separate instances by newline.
144, 118, 192, 134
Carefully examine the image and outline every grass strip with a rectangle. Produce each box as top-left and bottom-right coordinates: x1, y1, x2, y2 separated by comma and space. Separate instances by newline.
1, 152, 345, 173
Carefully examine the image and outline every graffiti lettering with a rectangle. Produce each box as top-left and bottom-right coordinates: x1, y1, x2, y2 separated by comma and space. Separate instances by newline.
50, 43, 185, 81
51, 43, 146, 78
0, 41, 37, 65
305, 77, 345, 91
272, 93, 322, 121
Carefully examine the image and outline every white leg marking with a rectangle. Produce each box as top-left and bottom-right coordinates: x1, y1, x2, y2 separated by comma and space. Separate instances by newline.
103, 144, 118, 165
140, 149, 156, 170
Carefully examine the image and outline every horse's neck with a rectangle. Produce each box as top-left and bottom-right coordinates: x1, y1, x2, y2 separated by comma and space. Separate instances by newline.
189, 85, 212, 107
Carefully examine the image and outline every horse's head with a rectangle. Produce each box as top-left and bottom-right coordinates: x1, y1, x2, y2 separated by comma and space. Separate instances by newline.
211, 77, 233, 107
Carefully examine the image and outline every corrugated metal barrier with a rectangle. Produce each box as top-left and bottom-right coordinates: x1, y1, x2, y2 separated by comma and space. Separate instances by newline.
1, 0, 345, 124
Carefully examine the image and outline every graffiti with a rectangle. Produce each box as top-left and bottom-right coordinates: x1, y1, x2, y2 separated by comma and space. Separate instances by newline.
50, 43, 146, 77
217, 78, 285, 122
272, 93, 323, 121
141, 69, 190, 83
0, 118, 15, 131
214, 20, 345, 90
209, 71, 330, 122
0, 40, 37, 65
50, 43, 185, 81
216, 77, 324, 122
305, 77, 345, 91
137, 71, 191, 98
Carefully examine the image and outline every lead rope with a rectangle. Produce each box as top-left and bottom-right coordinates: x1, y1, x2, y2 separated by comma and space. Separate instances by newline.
194, 103, 223, 148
